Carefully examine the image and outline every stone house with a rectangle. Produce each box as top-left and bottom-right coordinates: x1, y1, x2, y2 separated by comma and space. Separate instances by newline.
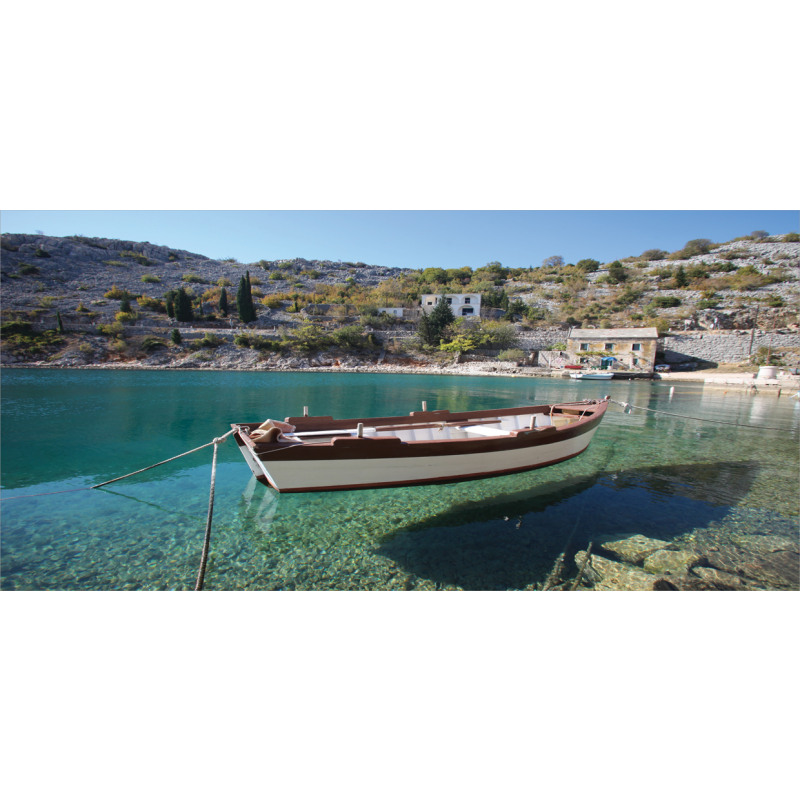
566, 327, 659, 370
420, 293, 482, 317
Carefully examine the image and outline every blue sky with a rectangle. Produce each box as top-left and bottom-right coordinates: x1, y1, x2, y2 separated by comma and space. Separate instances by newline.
2, 210, 797, 271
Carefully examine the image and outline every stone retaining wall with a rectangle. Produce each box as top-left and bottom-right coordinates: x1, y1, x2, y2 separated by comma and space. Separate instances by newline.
659, 331, 800, 365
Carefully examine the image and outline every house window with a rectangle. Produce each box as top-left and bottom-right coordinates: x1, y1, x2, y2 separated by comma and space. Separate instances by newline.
604, 343, 614, 351
446, 298, 452, 305
427, 301, 433, 305
464, 297, 471, 304
579, 357, 589, 364
632, 343, 641, 351
579, 343, 589, 351
461, 307, 474, 315
632, 358, 639, 366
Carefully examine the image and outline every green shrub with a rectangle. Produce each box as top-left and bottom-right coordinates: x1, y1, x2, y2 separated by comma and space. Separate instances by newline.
182, 273, 207, 284
641, 249, 668, 261
136, 294, 166, 312
34, 247, 51, 258
198, 333, 222, 348
139, 336, 168, 353
330, 325, 374, 349
120, 250, 153, 266
103, 260, 129, 268
497, 348, 526, 362
234, 333, 276, 351
283, 324, 333, 353
606, 261, 628, 284
1, 320, 34, 336
104, 285, 131, 300
141, 274, 161, 283
652, 296, 681, 308
97, 321, 125, 338
18, 262, 39, 275
783, 232, 800, 242
671, 239, 714, 259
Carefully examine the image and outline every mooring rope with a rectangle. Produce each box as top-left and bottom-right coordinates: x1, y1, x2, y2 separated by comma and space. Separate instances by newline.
0, 429, 238, 501
91, 429, 237, 488
609, 399, 796, 432
195, 435, 226, 591
1, 428, 239, 589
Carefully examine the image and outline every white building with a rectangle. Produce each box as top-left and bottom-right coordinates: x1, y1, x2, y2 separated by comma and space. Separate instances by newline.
420, 293, 481, 317
377, 307, 405, 319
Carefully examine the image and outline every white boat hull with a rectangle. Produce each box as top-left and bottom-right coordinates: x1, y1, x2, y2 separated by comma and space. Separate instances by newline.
232, 400, 608, 492
237, 426, 600, 492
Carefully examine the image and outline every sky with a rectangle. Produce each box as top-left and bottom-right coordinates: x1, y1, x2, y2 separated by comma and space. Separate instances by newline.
2, 209, 797, 272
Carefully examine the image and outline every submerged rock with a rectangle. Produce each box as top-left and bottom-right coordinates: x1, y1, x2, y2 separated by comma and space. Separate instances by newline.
691, 566, 745, 590
728, 533, 800, 557
574, 550, 661, 591
643, 549, 702, 575
596, 534, 673, 564
705, 544, 799, 590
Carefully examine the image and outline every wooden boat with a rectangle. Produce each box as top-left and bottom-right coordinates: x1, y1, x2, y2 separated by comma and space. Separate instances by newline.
231, 399, 609, 493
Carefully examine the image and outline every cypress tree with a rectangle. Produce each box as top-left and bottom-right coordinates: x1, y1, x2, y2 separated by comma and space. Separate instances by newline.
119, 297, 131, 313
237, 273, 256, 323
175, 287, 194, 322
164, 289, 177, 318
170, 328, 182, 345
56, 311, 64, 333
219, 287, 229, 317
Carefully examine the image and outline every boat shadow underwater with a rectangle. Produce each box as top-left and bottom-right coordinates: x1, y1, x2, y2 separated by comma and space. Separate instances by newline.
374, 461, 759, 590
240, 460, 759, 591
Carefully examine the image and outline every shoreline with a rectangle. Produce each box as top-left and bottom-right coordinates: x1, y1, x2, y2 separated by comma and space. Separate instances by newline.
3, 360, 798, 394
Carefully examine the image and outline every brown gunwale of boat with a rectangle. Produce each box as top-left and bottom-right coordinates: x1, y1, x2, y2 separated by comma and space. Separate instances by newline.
237, 400, 605, 435
232, 401, 607, 457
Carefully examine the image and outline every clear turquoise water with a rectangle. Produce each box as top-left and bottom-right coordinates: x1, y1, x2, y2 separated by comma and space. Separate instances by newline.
1, 369, 798, 590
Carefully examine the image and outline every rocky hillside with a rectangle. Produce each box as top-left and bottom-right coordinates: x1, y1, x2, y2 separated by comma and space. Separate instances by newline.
1, 231, 799, 369
507, 237, 800, 332
0, 233, 406, 323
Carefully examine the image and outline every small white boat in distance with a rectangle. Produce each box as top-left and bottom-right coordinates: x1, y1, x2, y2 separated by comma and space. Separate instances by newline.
232, 399, 609, 492
570, 371, 615, 380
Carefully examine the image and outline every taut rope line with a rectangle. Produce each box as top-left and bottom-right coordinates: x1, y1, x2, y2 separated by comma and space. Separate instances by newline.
0, 428, 237, 501
92, 429, 237, 488
609, 399, 796, 432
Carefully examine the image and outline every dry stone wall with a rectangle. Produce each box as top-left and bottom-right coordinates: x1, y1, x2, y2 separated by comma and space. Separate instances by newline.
659, 331, 800, 365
